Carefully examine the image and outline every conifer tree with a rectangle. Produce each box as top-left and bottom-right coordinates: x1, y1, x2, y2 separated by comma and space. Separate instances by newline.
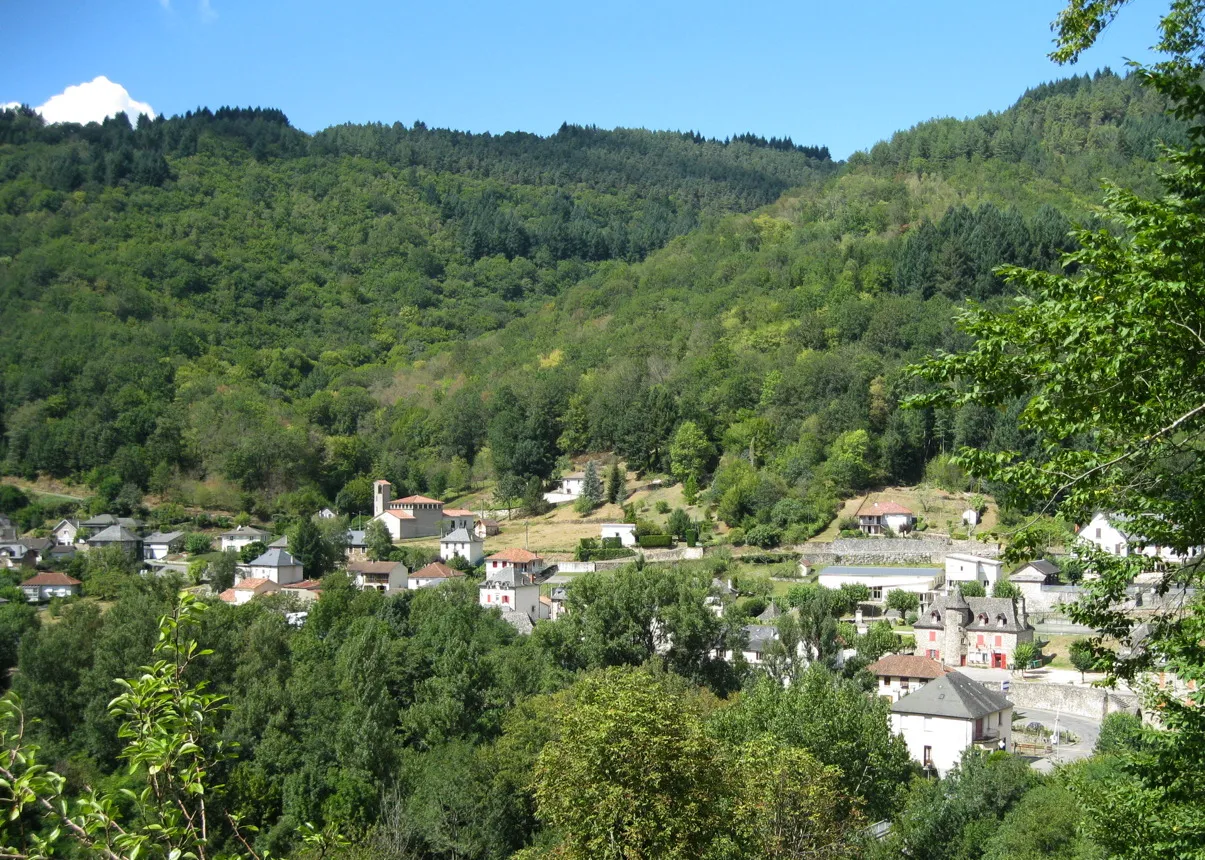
606, 462, 626, 504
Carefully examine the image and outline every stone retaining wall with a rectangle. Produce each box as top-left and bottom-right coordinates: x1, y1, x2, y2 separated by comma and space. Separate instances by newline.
798, 536, 1001, 567
979, 680, 1140, 721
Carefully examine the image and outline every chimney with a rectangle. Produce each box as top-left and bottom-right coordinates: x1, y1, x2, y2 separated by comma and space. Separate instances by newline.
1017, 595, 1029, 629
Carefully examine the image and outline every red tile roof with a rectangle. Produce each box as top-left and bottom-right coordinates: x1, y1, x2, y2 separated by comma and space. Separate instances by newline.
383, 510, 415, 520
374, 479, 391, 485
347, 561, 403, 574
412, 562, 463, 580
20, 571, 81, 587
487, 548, 542, 564
394, 495, 444, 505
865, 654, 952, 680
218, 588, 237, 603
234, 577, 274, 590
284, 579, 323, 590
860, 501, 914, 516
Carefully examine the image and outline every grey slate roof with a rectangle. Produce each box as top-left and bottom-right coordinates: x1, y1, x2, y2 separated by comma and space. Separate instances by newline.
1010, 559, 1059, 582
550, 587, 568, 601
744, 624, 779, 653
499, 609, 535, 634
220, 525, 271, 539
915, 595, 1030, 633
89, 525, 142, 543
440, 528, 475, 543
144, 531, 185, 544
268, 535, 289, 548
756, 603, 782, 622
891, 671, 1013, 720
248, 548, 299, 567
820, 566, 942, 578
346, 529, 367, 547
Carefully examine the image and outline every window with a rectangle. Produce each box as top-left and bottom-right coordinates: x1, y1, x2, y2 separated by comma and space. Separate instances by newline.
871, 587, 882, 600
996, 614, 1007, 626
995, 635, 1002, 647
900, 678, 909, 693
977, 634, 985, 646
929, 631, 937, 642
923, 745, 933, 767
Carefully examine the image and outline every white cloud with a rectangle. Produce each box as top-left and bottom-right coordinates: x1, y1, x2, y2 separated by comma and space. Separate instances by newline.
1, 102, 21, 112
199, 0, 217, 22
33, 77, 155, 125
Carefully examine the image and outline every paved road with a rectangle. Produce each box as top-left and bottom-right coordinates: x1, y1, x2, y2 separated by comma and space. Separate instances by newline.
1010, 705, 1101, 769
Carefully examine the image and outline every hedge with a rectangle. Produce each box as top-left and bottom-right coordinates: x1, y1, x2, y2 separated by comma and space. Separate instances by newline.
638, 534, 674, 549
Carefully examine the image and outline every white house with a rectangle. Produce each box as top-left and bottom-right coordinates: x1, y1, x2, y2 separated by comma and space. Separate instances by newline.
485, 548, 544, 578
866, 654, 953, 702
371, 481, 445, 539
143, 531, 186, 560
442, 508, 476, 534
600, 523, 638, 547
944, 553, 1005, 593
479, 567, 544, 622
817, 566, 941, 602
440, 528, 484, 565
962, 509, 980, 526
1077, 512, 1200, 563
891, 671, 1013, 777
219, 577, 281, 605
316, 507, 337, 519
856, 501, 916, 535
543, 472, 585, 504
237, 548, 304, 585
19, 571, 81, 602
51, 519, 81, 546
219, 525, 271, 552
409, 561, 466, 589
346, 560, 408, 593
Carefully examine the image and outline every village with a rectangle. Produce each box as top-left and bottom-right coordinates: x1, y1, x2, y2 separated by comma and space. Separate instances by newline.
0, 466, 1191, 783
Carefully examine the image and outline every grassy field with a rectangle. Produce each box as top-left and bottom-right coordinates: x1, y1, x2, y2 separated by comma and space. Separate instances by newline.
1040, 633, 1082, 670
814, 486, 1000, 541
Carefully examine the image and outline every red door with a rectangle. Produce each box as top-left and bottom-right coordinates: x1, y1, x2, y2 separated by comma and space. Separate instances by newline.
992, 652, 1006, 669
960, 654, 967, 666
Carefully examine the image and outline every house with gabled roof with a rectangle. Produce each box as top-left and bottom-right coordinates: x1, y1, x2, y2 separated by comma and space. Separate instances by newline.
409, 561, 466, 589
219, 577, 281, 605
346, 560, 407, 593
442, 508, 476, 533
143, 531, 185, 560
866, 654, 954, 701
237, 548, 304, 585
80, 514, 140, 537
371, 480, 445, 538
52, 519, 82, 546
913, 590, 1035, 669
890, 671, 1013, 776
485, 548, 544, 578
440, 528, 484, 565
219, 525, 271, 552
280, 579, 323, 602
87, 525, 143, 557
20, 571, 81, 602
856, 501, 915, 535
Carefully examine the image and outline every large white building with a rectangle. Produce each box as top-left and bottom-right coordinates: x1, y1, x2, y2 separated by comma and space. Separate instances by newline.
817, 565, 941, 602
890, 671, 1013, 777
371, 481, 445, 539
943, 553, 1005, 593
219, 525, 271, 552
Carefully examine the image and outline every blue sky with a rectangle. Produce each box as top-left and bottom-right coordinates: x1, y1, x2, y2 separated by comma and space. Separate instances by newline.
2, 0, 1166, 159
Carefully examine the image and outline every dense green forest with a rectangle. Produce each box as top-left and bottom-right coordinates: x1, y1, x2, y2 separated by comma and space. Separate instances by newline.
0, 70, 1184, 539
0, 63, 1192, 859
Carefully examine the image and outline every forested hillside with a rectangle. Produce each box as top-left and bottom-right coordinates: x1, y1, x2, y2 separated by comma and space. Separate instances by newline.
0, 70, 1183, 531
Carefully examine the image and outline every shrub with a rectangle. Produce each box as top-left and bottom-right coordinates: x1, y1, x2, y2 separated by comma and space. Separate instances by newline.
637, 534, 673, 549
727, 527, 746, 546
905, 611, 919, 625
655, 500, 671, 515
184, 533, 212, 555
837, 515, 860, 532
744, 524, 782, 549
685, 530, 697, 547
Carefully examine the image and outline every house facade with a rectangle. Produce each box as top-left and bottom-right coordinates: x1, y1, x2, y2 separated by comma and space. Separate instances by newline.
866, 654, 953, 701
1077, 512, 1202, 563
817, 566, 941, 602
913, 591, 1034, 669
439, 528, 484, 565
543, 472, 585, 504
890, 671, 1013, 777
856, 501, 916, 535
52, 519, 81, 545
474, 518, 501, 539
219, 525, 271, 552
87, 525, 143, 557
485, 548, 544, 578
143, 531, 185, 560
20, 571, 81, 602
280, 579, 323, 602
219, 577, 281, 605
442, 508, 476, 534
600, 523, 638, 547
346, 560, 408, 593
479, 567, 544, 622
371, 481, 445, 539
409, 561, 466, 589
944, 553, 1004, 593
238, 548, 304, 585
